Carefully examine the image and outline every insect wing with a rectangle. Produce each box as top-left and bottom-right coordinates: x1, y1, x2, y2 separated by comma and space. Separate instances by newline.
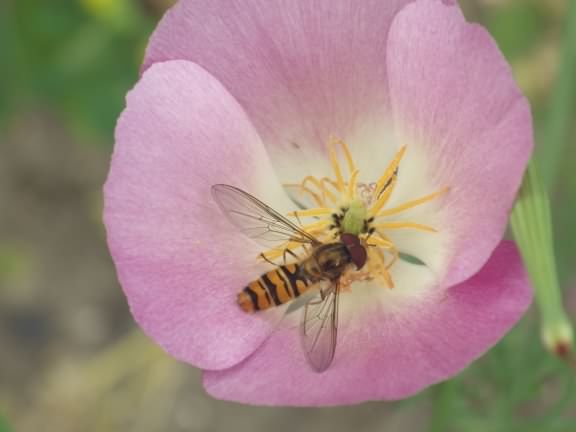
211, 184, 320, 248
300, 281, 339, 372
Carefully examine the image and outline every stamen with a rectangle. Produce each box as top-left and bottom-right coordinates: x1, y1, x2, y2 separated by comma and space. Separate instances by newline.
369, 174, 397, 216
365, 236, 394, 249
284, 183, 325, 207
261, 240, 303, 261
375, 146, 405, 194
328, 137, 346, 193
372, 222, 438, 233
299, 185, 325, 207
347, 169, 360, 200
377, 187, 449, 218
320, 177, 340, 193
368, 230, 400, 271
302, 176, 338, 205
367, 247, 394, 288
288, 208, 334, 218
260, 219, 333, 262
299, 220, 333, 238
385, 252, 398, 270
331, 137, 356, 174
369, 146, 406, 216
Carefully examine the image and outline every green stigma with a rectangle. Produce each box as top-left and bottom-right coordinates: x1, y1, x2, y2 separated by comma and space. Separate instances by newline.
341, 198, 367, 236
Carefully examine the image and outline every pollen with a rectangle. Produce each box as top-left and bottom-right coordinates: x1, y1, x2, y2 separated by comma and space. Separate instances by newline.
264, 136, 449, 289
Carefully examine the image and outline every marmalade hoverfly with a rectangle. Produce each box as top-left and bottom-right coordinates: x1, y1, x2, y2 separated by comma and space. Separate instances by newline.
211, 184, 367, 372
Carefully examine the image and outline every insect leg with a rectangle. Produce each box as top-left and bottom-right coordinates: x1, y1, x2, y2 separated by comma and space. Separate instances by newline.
282, 248, 299, 264
260, 252, 276, 266
293, 210, 303, 227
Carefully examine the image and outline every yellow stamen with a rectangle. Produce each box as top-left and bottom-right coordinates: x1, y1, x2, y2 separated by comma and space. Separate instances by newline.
347, 169, 360, 200
369, 231, 400, 269
331, 137, 356, 174
369, 146, 406, 215
320, 177, 340, 193
377, 187, 449, 217
302, 176, 338, 205
259, 219, 333, 262
385, 250, 399, 270
328, 137, 346, 193
284, 183, 324, 207
370, 178, 397, 216
367, 247, 394, 288
375, 146, 406, 195
288, 208, 334, 218
299, 219, 332, 234
372, 221, 438, 233
299, 185, 324, 207
261, 241, 303, 261
366, 236, 394, 249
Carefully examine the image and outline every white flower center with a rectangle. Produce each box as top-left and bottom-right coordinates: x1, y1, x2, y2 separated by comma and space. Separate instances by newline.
262, 137, 449, 290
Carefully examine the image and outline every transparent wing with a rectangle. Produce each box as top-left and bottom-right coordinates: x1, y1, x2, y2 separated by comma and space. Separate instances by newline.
211, 184, 320, 248
300, 281, 340, 372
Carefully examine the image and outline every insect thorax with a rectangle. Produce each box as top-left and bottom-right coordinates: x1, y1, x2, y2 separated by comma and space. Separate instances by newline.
302, 243, 352, 281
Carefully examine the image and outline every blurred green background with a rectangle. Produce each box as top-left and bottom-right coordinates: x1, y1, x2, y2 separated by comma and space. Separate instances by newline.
0, 0, 575, 431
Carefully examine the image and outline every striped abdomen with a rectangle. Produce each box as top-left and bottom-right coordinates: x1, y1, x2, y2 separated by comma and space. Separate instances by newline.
238, 263, 311, 313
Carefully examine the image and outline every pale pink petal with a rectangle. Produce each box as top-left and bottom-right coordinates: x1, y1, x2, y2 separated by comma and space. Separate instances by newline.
386, 0, 533, 286
104, 60, 294, 370
143, 0, 413, 180
203, 241, 532, 405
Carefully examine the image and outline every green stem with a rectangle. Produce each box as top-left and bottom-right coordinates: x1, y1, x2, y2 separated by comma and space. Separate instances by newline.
510, 160, 572, 354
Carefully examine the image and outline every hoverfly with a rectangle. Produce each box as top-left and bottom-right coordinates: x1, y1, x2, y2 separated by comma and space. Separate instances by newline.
211, 184, 367, 372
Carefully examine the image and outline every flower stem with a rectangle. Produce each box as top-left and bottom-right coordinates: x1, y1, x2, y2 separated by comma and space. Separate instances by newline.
510, 160, 574, 360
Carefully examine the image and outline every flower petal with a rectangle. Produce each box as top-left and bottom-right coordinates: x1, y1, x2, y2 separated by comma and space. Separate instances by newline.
104, 60, 293, 370
386, 0, 533, 286
143, 0, 414, 181
203, 241, 531, 405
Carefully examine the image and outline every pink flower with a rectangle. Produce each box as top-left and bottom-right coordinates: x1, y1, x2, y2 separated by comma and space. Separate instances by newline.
104, 0, 533, 405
